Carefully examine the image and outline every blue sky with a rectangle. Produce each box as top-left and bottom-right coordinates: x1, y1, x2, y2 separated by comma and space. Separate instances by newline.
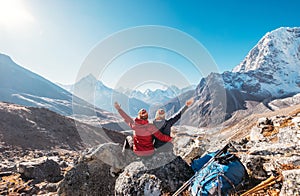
1, 0, 300, 90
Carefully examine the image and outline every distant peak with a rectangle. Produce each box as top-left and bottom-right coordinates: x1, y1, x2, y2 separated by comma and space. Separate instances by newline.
75, 74, 113, 91
79, 74, 99, 83
85, 73, 97, 80
232, 26, 300, 73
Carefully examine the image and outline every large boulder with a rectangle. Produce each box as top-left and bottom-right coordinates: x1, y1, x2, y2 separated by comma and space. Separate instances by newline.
17, 158, 62, 183
58, 142, 136, 196
58, 159, 116, 196
115, 152, 194, 195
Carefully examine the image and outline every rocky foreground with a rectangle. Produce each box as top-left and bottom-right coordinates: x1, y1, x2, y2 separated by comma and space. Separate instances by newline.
1, 107, 300, 195
239, 113, 300, 195
60, 109, 299, 196
0, 147, 79, 195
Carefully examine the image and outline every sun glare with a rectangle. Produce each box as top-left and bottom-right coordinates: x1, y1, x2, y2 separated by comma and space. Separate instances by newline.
0, 0, 34, 28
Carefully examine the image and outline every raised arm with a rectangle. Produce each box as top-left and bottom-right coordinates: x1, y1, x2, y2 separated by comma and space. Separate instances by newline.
114, 102, 134, 128
167, 97, 194, 126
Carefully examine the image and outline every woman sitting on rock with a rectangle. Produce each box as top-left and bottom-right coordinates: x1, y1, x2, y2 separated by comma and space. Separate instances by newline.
114, 102, 172, 157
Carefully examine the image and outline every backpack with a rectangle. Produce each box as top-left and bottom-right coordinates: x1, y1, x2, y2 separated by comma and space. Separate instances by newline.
190, 151, 248, 196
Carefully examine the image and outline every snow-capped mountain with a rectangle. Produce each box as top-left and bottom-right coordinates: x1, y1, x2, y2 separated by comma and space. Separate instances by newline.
70, 74, 114, 110
184, 27, 300, 127
62, 75, 195, 115
126, 85, 195, 105
231, 27, 300, 97
0, 53, 115, 122
69, 74, 149, 116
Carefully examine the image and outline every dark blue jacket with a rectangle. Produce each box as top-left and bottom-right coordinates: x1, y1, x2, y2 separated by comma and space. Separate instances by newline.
153, 105, 188, 148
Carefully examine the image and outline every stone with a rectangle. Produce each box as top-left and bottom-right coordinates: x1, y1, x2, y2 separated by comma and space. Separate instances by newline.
58, 142, 136, 196
58, 158, 117, 196
257, 117, 272, 127
292, 117, 300, 127
115, 152, 194, 195
17, 158, 62, 183
81, 142, 136, 175
45, 182, 58, 192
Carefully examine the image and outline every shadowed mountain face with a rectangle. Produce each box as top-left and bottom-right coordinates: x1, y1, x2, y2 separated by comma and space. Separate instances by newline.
0, 102, 126, 151
0, 102, 83, 150
183, 27, 300, 127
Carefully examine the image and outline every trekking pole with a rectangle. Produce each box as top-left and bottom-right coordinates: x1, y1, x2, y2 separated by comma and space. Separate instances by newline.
172, 142, 232, 196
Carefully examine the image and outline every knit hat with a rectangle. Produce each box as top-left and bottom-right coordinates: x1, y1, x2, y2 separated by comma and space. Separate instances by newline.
155, 109, 165, 120
138, 108, 148, 120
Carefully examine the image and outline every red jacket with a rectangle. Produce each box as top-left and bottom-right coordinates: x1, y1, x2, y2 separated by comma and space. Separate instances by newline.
117, 108, 172, 156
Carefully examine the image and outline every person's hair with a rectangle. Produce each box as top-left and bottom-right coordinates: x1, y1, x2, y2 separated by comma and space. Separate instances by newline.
138, 108, 148, 120
155, 109, 165, 120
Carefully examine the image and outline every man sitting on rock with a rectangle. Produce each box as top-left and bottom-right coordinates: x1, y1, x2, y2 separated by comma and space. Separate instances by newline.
114, 102, 172, 157
153, 98, 194, 152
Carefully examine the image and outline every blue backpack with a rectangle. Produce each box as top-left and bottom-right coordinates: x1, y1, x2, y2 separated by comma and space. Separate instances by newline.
190, 151, 247, 196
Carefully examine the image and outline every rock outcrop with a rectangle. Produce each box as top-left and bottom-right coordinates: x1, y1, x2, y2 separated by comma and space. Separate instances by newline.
59, 143, 194, 196
58, 158, 117, 196
115, 152, 194, 195
0, 149, 79, 195
58, 143, 136, 196
17, 158, 63, 183
234, 112, 300, 195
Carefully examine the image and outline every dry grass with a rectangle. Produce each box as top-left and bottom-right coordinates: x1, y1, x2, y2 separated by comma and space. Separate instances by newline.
0, 173, 33, 195
280, 163, 300, 170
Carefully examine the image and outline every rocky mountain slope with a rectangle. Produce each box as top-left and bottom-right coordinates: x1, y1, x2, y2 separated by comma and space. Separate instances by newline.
184, 27, 300, 127
0, 53, 115, 124
0, 102, 83, 151
0, 101, 127, 150
231, 106, 300, 195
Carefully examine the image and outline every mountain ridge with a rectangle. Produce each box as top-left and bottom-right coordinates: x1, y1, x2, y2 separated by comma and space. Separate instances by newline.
60, 73, 195, 115
0, 53, 117, 125
184, 27, 300, 127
